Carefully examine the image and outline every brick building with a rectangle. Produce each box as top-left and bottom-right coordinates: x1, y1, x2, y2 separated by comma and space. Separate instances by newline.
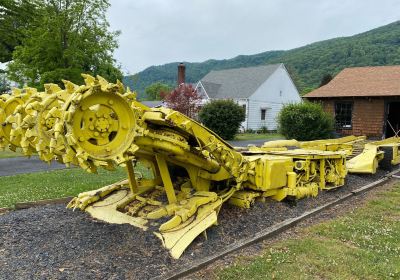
304, 66, 400, 139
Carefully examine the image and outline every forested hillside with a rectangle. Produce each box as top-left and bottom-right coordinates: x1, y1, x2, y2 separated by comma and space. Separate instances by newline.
124, 21, 400, 99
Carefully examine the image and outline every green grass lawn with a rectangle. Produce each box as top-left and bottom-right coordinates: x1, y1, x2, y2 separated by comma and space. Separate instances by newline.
219, 183, 400, 280
0, 167, 130, 208
234, 133, 283, 141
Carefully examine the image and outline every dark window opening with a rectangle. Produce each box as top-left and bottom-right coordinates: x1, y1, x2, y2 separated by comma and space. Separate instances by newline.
242, 104, 246, 113
261, 109, 266, 120
385, 102, 400, 138
335, 102, 353, 129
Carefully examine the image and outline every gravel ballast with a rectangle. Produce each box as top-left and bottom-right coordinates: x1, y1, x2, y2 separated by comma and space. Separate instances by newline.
0, 170, 393, 279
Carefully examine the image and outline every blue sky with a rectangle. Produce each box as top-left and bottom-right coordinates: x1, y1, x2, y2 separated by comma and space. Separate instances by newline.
108, 0, 400, 74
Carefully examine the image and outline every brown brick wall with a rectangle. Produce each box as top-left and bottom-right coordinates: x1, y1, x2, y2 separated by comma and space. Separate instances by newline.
352, 99, 385, 137
310, 98, 385, 138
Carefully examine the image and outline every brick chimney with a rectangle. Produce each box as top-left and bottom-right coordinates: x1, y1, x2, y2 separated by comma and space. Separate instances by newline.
177, 63, 185, 85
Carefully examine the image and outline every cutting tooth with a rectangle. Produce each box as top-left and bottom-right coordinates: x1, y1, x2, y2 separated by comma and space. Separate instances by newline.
116, 80, 125, 93
62, 80, 78, 93
44, 83, 62, 94
82, 74, 95, 86
96, 75, 109, 90
11, 88, 22, 96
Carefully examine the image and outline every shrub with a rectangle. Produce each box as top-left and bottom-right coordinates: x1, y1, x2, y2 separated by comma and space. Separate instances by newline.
162, 83, 202, 119
199, 100, 245, 140
278, 102, 334, 141
258, 126, 268, 134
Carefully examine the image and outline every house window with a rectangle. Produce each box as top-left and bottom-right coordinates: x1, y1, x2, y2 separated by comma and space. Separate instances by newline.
242, 104, 246, 112
335, 102, 353, 129
261, 109, 267, 120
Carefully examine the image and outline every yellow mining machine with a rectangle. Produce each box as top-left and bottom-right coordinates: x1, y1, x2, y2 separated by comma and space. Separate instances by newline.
254, 136, 400, 174
0, 75, 349, 258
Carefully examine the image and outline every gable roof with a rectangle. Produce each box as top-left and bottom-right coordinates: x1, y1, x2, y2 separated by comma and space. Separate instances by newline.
199, 64, 281, 99
304, 65, 400, 98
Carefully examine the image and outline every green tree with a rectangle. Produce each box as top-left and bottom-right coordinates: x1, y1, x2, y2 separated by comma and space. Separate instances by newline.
278, 102, 334, 141
6, 0, 122, 88
198, 99, 245, 140
145, 82, 172, 100
0, 0, 39, 63
319, 74, 333, 87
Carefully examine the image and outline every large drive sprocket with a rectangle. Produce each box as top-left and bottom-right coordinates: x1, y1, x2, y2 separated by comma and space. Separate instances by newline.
51, 75, 142, 172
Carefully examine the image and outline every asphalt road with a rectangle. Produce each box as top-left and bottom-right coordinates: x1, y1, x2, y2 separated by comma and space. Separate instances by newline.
0, 156, 66, 177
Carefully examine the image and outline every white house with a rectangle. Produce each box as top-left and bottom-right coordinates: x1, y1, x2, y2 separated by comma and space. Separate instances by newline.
195, 64, 301, 131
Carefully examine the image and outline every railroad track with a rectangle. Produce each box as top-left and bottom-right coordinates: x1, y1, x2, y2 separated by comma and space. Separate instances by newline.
156, 168, 400, 280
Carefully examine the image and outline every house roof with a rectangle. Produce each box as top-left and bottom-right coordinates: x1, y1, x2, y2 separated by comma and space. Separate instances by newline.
199, 64, 281, 99
304, 65, 400, 98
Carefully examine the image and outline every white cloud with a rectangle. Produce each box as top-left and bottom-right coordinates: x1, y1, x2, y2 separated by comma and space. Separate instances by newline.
107, 0, 400, 74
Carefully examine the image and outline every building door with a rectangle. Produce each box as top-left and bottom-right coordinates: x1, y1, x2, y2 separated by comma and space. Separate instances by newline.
385, 102, 400, 138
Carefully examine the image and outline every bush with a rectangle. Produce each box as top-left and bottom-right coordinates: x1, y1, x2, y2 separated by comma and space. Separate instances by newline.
199, 100, 245, 140
278, 102, 334, 141
258, 126, 268, 134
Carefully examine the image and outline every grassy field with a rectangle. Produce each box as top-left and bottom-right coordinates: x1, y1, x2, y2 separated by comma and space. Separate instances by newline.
234, 133, 283, 141
0, 167, 130, 208
219, 183, 400, 280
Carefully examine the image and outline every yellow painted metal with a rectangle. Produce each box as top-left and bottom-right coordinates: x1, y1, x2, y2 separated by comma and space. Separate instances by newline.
126, 160, 138, 193
245, 149, 347, 200
347, 144, 382, 174
371, 137, 400, 165
228, 191, 261, 208
0, 88, 33, 150
156, 210, 218, 259
261, 139, 300, 148
347, 137, 400, 173
155, 154, 177, 204
259, 136, 367, 157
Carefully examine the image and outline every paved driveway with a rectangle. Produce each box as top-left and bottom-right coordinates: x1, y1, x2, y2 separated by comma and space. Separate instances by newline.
0, 156, 66, 177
